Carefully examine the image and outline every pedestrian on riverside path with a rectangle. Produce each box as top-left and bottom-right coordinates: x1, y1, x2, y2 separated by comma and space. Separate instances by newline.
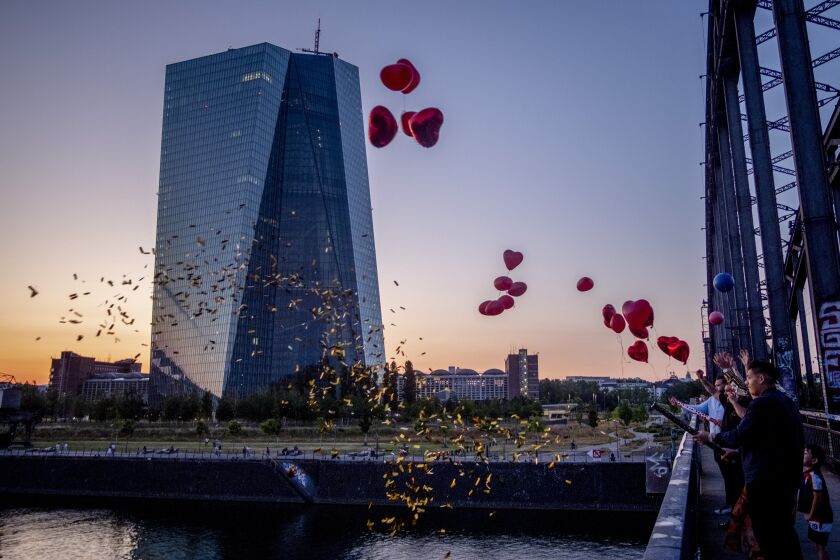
800, 443, 833, 560
695, 359, 804, 560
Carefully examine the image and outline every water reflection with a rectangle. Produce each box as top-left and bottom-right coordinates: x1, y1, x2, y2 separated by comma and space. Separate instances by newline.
0, 503, 649, 560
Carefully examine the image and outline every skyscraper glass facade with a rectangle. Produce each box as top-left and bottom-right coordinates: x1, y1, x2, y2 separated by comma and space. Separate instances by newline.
150, 43, 384, 399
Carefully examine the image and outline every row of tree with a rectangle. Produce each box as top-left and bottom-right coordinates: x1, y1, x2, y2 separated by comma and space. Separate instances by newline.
20, 366, 702, 427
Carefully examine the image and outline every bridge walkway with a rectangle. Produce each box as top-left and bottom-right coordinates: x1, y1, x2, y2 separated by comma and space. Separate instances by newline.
697, 444, 840, 558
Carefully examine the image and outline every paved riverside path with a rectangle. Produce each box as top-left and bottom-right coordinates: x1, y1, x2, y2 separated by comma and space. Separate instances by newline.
697, 444, 840, 559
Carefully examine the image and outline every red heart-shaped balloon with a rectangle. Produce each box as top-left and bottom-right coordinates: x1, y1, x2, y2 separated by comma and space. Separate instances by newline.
503, 250, 524, 271
498, 295, 515, 309
380, 63, 412, 91
486, 300, 505, 316
508, 282, 527, 297
628, 322, 649, 340
657, 336, 679, 356
409, 107, 444, 148
577, 277, 594, 292
478, 301, 492, 315
624, 299, 654, 329
401, 111, 416, 137
602, 304, 616, 328
635, 299, 654, 327
610, 314, 626, 334
668, 340, 690, 364
622, 299, 653, 327
397, 58, 421, 94
494, 276, 513, 291
368, 106, 398, 148
628, 341, 648, 363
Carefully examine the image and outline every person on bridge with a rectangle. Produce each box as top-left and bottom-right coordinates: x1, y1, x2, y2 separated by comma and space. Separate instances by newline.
800, 443, 833, 560
695, 359, 804, 560
683, 366, 744, 522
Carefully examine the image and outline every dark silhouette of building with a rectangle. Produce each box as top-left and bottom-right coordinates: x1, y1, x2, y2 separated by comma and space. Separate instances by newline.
48, 351, 141, 396
505, 349, 539, 399
81, 372, 149, 402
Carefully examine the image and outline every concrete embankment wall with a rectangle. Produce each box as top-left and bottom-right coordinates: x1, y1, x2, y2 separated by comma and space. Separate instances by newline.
0, 456, 662, 512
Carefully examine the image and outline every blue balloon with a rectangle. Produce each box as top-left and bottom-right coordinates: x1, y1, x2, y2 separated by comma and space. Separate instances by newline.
714, 272, 735, 293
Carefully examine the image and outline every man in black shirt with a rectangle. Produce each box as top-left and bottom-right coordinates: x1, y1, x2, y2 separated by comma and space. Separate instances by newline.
695, 359, 803, 560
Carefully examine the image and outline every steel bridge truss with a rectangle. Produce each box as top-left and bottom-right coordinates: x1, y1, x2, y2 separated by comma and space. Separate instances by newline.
703, 0, 840, 453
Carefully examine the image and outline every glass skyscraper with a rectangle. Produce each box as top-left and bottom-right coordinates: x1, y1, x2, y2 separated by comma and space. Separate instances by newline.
150, 43, 384, 400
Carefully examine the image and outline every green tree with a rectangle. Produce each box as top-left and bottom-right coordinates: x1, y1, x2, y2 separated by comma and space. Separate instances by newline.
384, 361, 399, 405
195, 419, 210, 439
162, 396, 182, 421
632, 404, 649, 423
226, 420, 242, 436
587, 406, 599, 428
216, 397, 235, 421
93, 397, 117, 421
661, 380, 704, 404
201, 390, 213, 419
404, 361, 416, 404
616, 401, 633, 427
260, 418, 281, 438
117, 419, 136, 438
115, 394, 144, 420
527, 414, 545, 439
19, 384, 49, 417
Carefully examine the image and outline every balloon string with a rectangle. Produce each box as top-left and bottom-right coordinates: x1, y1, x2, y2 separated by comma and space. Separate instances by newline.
616, 334, 625, 378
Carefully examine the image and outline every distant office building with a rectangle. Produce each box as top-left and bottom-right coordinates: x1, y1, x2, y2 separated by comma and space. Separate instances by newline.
81, 372, 150, 402
49, 351, 141, 396
565, 376, 612, 384
542, 403, 576, 425
150, 43, 384, 401
505, 349, 539, 399
396, 368, 509, 402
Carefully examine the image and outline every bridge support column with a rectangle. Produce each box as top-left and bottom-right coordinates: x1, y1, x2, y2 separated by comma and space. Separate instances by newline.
774, 0, 840, 414
733, 6, 800, 400
717, 122, 753, 353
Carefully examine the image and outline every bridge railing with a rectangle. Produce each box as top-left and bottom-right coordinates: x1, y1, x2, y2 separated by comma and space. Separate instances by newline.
642, 424, 700, 560
801, 414, 840, 468
0, 447, 652, 464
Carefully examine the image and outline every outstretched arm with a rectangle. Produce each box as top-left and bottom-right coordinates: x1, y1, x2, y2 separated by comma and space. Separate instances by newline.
695, 369, 718, 397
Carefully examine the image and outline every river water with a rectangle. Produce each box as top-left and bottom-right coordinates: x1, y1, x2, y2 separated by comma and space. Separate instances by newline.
0, 504, 649, 559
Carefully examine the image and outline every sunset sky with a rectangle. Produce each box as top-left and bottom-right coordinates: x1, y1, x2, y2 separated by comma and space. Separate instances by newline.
1, 1, 833, 385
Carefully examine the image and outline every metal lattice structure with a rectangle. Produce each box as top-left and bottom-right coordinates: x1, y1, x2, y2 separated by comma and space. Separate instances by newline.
703, 0, 840, 453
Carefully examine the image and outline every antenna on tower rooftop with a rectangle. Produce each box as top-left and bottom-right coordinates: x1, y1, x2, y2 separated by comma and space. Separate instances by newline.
298, 18, 339, 58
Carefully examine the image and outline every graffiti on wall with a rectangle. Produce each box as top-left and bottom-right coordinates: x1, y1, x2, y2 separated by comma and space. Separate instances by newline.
774, 336, 797, 404
818, 301, 840, 408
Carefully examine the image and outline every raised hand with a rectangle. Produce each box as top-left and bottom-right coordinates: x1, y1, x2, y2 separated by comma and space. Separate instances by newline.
713, 352, 736, 370
724, 384, 737, 399
738, 349, 751, 370
695, 369, 706, 380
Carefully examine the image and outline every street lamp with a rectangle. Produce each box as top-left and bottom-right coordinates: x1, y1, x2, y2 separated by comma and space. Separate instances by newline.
613, 419, 620, 462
